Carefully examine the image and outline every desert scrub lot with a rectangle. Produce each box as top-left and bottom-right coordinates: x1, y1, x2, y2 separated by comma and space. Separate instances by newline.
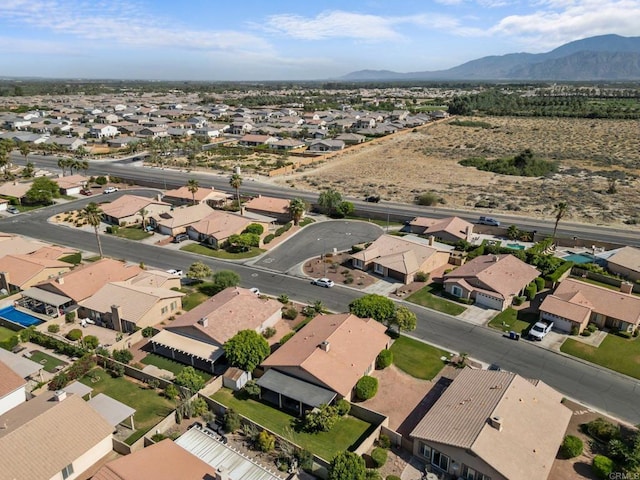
390, 335, 449, 380
211, 388, 371, 461
281, 116, 640, 225
405, 284, 466, 316
560, 334, 640, 380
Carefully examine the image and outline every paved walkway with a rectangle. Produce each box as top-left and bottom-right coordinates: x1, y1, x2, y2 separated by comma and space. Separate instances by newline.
362, 278, 403, 295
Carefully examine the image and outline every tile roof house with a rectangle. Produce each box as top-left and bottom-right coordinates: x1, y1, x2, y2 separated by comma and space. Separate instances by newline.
606, 246, 640, 282
350, 234, 451, 284
92, 438, 217, 480
152, 287, 282, 372
0, 254, 71, 293
0, 391, 114, 480
79, 281, 184, 333
151, 202, 215, 237
404, 216, 474, 243
261, 313, 390, 401
162, 185, 231, 208
444, 254, 540, 311
307, 139, 345, 152
0, 235, 48, 257
243, 195, 291, 223
54, 174, 89, 195
238, 134, 278, 147
411, 369, 571, 480
0, 359, 27, 416
100, 194, 172, 226
187, 210, 268, 248
539, 278, 640, 334
0, 180, 32, 201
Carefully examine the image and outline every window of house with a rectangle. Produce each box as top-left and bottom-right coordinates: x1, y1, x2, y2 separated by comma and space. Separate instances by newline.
161, 306, 168, 315
419, 442, 431, 459
62, 464, 74, 480
374, 263, 384, 274
451, 286, 463, 297
461, 466, 477, 480
353, 259, 363, 269
431, 450, 450, 471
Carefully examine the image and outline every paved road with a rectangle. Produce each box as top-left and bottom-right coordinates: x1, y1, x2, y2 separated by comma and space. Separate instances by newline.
251, 220, 383, 273
11, 153, 640, 247
2, 195, 640, 423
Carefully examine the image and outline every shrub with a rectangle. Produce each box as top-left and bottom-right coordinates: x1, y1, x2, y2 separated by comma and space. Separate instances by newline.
224, 408, 241, 433
256, 430, 275, 452
279, 332, 295, 345
513, 296, 525, 306
570, 325, 579, 336
371, 447, 388, 467
355, 376, 378, 401
592, 455, 614, 479
414, 271, 429, 282
587, 323, 598, 333
48, 372, 69, 390
416, 192, 439, 206
164, 384, 179, 399
243, 223, 264, 235
366, 470, 382, 480
278, 294, 289, 304
344, 276, 354, 284
65, 311, 76, 323
264, 234, 275, 244
66, 328, 83, 341
376, 349, 393, 369
244, 379, 261, 398
586, 417, 620, 442
534, 277, 546, 291
283, 307, 298, 320
112, 349, 133, 364
142, 326, 155, 337
386, 476, 401, 480
336, 399, 351, 416
191, 397, 209, 417
581, 330, 592, 337
47, 324, 60, 333
304, 403, 339, 432
525, 283, 537, 300
560, 435, 584, 458
109, 362, 125, 377
83, 335, 99, 349
262, 327, 276, 339
378, 434, 391, 449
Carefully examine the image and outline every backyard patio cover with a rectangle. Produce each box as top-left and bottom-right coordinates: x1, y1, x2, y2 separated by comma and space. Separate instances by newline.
257, 369, 336, 408
88, 393, 136, 429
151, 329, 223, 363
21, 287, 72, 307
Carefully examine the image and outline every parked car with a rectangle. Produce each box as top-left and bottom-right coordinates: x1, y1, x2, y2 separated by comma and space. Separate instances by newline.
529, 320, 553, 341
311, 278, 335, 288
249, 287, 261, 295
172, 233, 189, 243
80, 189, 93, 196
478, 216, 501, 226
103, 186, 119, 194
166, 269, 183, 277
365, 195, 381, 203
6, 206, 19, 214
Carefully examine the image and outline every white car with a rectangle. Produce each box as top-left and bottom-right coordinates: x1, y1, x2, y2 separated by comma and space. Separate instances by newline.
166, 269, 183, 277
249, 287, 261, 295
103, 186, 119, 194
312, 278, 335, 288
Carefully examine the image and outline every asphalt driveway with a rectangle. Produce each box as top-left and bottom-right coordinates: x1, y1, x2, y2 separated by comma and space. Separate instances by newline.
251, 219, 383, 273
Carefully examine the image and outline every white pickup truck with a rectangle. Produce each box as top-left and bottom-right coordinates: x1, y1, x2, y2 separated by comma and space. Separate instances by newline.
529, 320, 553, 341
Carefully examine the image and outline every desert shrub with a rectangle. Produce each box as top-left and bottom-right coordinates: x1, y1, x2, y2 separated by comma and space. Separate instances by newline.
513, 296, 525, 306
47, 324, 60, 333
109, 362, 125, 377
224, 408, 241, 433
378, 434, 391, 449
581, 330, 592, 337
65, 311, 76, 323
586, 417, 620, 442
142, 326, 155, 337
336, 399, 351, 416
592, 455, 614, 479
283, 307, 298, 320
414, 271, 429, 282
371, 447, 388, 467
112, 349, 133, 364
560, 435, 584, 458
355, 376, 378, 400
262, 327, 276, 339
263, 234, 275, 244
344, 276, 354, 284
376, 349, 393, 369
534, 277, 546, 291
244, 379, 261, 398
48, 372, 69, 390
415, 192, 439, 206
95, 176, 108, 185
278, 294, 289, 304
83, 335, 99, 349
279, 332, 295, 345
66, 328, 82, 341
257, 430, 275, 452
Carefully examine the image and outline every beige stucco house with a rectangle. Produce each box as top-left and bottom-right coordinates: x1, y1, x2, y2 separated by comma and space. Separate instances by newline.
606, 246, 640, 282
100, 194, 172, 226
0, 254, 71, 293
186, 210, 268, 248
404, 216, 474, 243
162, 185, 231, 208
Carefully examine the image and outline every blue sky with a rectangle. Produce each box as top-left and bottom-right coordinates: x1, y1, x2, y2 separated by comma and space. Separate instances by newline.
0, 0, 638, 81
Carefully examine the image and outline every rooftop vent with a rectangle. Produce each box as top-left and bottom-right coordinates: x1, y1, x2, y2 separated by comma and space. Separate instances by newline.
54, 390, 67, 402
319, 340, 330, 352
489, 415, 503, 431
198, 317, 208, 327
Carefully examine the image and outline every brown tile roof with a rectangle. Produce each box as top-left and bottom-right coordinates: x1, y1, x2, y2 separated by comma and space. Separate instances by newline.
0, 254, 70, 287
539, 294, 592, 324
261, 313, 390, 396
244, 195, 289, 215
188, 210, 254, 240
408, 216, 473, 239
36, 258, 141, 302
0, 236, 46, 257
607, 246, 640, 273
411, 369, 571, 480
546, 278, 640, 325
350, 234, 441, 274
54, 174, 89, 190
0, 181, 31, 198
0, 392, 113, 480
167, 287, 281, 344
128, 269, 180, 289
155, 203, 214, 228
100, 194, 171, 219
0, 359, 25, 398
444, 254, 540, 298
163, 185, 229, 203
92, 438, 217, 480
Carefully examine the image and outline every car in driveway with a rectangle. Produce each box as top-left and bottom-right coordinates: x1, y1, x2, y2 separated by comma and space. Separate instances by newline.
249, 287, 261, 295
103, 186, 119, 194
166, 269, 183, 277
311, 278, 335, 288
80, 189, 93, 196
6, 206, 19, 214
172, 233, 189, 243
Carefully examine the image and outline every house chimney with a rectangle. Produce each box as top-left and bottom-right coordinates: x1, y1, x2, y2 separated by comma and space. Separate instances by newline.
199, 317, 208, 327
54, 390, 67, 402
56, 276, 64, 285
493, 255, 499, 262
0, 271, 9, 292
428, 235, 435, 246
157, 193, 162, 201
111, 305, 123, 332
215, 467, 229, 480
319, 340, 330, 352
489, 415, 503, 431
620, 282, 633, 295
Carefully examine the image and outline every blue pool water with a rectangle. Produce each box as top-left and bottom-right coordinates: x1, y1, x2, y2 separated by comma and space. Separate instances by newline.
0, 306, 44, 327
506, 243, 525, 250
563, 253, 594, 264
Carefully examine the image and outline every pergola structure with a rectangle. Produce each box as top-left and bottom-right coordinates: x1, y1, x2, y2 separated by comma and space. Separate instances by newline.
18, 287, 72, 318
88, 393, 136, 430
150, 329, 221, 373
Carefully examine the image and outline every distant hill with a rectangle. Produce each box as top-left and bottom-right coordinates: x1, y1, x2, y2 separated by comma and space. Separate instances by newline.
341, 35, 640, 81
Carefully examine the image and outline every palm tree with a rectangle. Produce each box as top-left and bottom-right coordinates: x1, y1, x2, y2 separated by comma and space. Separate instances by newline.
552, 202, 568, 240
288, 198, 307, 226
138, 208, 149, 229
186, 179, 199, 205
229, 173, 243, 214
57, 158, 69, 176
80, 202, 104, 258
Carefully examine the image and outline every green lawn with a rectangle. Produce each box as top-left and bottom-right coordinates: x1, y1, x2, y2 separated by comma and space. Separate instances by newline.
114, 227, 153, 241
29, 350, 67, 373
80, 367, 174, 445
180, 289, 209, 311
561, 334, 640, 380
488, 308, 539, 334
0, 326, 18, 343
211, 388, 371, 461
59, 252, 82, 265
406, 284, 466, 316
390, 335, 449, 380
181, 243, 265, 259
140, 353, 213, 382
299, 217, 315, 227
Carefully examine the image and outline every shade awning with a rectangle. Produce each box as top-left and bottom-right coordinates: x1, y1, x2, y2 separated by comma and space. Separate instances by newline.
88, 393, 136, 427
151, 329, 223, 363
21, 287, 72, 306
257, 369, 336, 408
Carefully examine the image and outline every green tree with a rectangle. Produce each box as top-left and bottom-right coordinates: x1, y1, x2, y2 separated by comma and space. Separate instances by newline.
552, 201, 568, 240
355, 376, 378, 400
83, 335, 99, 350
507, 225, 520, 240
227, 233, 259, 251
224, 329, 270, 372
243, 223, 264, 235
112, 349, 133, 364
187, 261, 212, 281
328, 451, 366, 480
57, 157, 71, 176
349, 294, 396, 325
256, 430, 276, 452
22, 161, 35, 178
80, 202, 104, 258
25, 177, 60, 205
211, 270, 241, 293
304, 403, 339, 432
186, 179, 199, 205
229, 173, 243, 212
224, 408, 241, 433
393, 306, 417, 332
318, 188, 342, 216
288, 198, 307, 225
174, 366, 206, 393
18, 142, 30, 163
138, 208, 148, 229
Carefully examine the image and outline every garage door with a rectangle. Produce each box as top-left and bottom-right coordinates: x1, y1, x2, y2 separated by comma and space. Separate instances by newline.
475, 292, 504, 310
541, 312, 572, 333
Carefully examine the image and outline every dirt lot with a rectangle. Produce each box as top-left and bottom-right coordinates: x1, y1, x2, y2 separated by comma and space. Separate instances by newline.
272, 117, 640, 226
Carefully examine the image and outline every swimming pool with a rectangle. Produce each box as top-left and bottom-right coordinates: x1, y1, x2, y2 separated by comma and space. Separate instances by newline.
506, 243, 525, 250
0, 306, 44, 328
563, 253, 594, 264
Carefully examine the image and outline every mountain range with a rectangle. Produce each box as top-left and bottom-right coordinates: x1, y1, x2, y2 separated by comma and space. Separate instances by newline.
341, 35, 640, 81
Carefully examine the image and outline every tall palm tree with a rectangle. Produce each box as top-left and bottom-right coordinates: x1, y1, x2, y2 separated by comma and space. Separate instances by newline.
186, 179, 199, 205
57, 158, 69, 176
288, 198, 307, 226
138, 208, 149, 229
80, 202, 104, 258
552, 202, 568, 240
229, 172, 243, 214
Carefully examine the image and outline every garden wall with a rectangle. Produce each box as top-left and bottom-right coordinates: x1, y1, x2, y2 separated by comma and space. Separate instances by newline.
96, 354, 174, 389
571, 268, 640, 294
348, 404, 389, 457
